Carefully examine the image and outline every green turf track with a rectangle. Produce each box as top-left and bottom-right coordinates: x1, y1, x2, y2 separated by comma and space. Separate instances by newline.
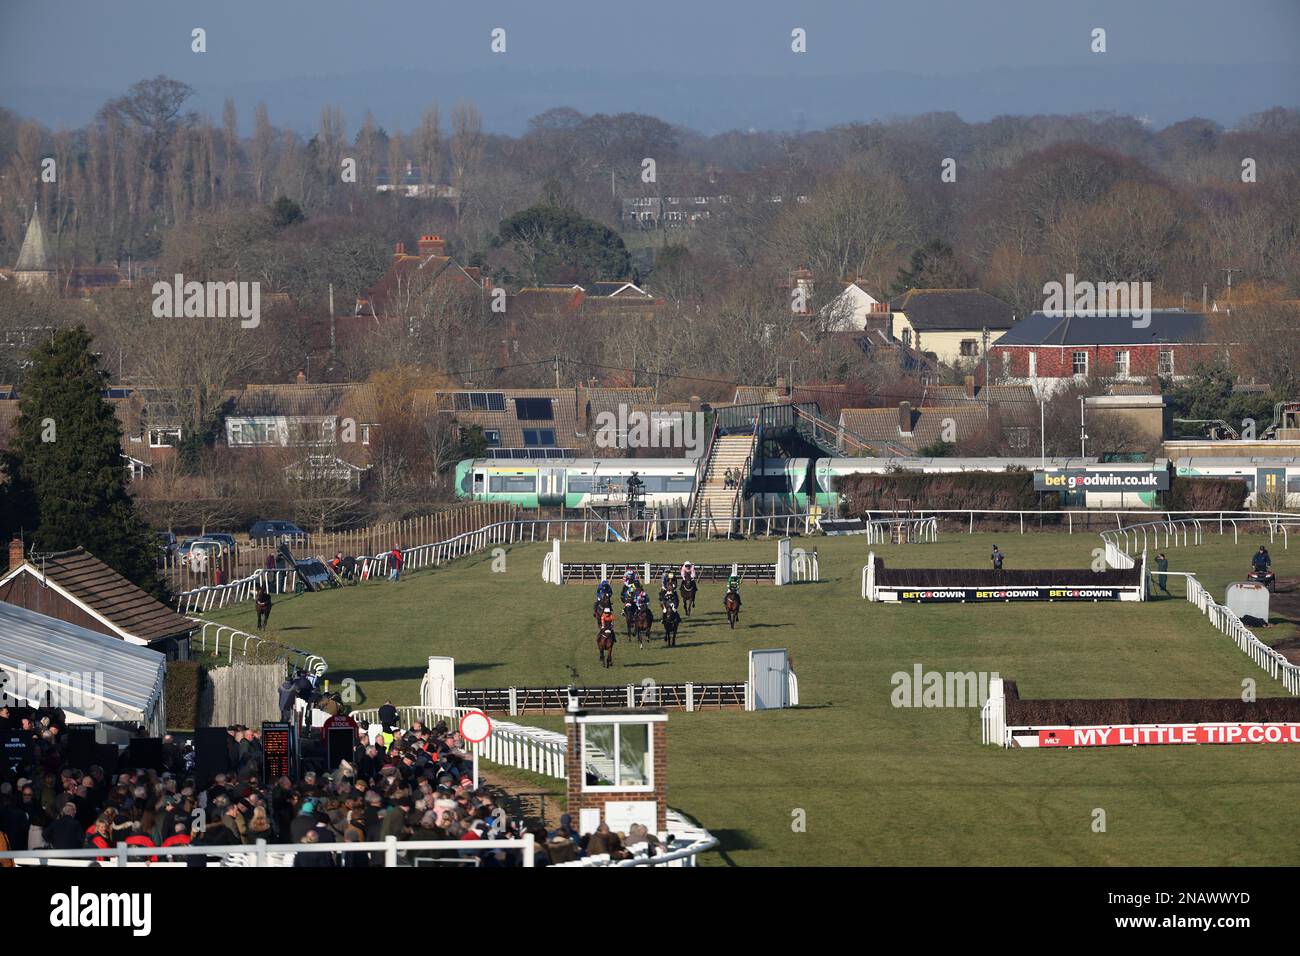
205, 529, 1300, 866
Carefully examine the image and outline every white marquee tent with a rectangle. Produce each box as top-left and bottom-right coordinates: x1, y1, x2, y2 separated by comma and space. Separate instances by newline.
0, 601, 167, 736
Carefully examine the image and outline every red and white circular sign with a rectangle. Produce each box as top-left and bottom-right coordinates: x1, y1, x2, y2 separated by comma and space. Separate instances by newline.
459, 710, 492, 744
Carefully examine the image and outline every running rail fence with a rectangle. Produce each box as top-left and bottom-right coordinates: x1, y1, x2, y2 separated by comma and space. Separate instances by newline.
2, 836, 537, 868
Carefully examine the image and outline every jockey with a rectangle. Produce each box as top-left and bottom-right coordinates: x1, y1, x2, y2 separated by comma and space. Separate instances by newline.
680, 560, 696, 583
660, 588, 679, 613
660, 566, 677, 592
596, 579, 613, 602
620, 579, 638, 606
726, 574, 742, 608
622, 567, 639, 587
599, 607, 617, 630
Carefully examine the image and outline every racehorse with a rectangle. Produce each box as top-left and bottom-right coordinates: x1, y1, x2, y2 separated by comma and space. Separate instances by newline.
593, 598, 612, 626
662, 607, 681, 648
633, 606, 654, 649
623, 599, 638, 636
725, 590, 741, 629
597, 623, 617, 668
680, 577, 697, 616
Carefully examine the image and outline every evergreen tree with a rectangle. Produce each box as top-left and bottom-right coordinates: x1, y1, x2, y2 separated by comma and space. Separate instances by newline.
13, 327, 165, 598
891, 240, 971, 295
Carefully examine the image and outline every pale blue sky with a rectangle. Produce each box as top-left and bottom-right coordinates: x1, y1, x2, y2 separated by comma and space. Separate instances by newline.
2, 0, 1297, 132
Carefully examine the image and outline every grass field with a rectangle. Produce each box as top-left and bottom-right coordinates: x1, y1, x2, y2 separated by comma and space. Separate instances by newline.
205, 529, 1300, 866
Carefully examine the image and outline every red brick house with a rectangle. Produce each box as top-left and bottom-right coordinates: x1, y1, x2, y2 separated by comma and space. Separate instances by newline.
989, 310, 1228, 393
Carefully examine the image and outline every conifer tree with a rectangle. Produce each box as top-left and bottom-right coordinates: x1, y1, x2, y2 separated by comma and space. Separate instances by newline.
13, 326, 165, 598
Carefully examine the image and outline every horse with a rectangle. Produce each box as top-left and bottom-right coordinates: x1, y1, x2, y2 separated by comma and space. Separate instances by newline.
597, 624, 616, 669
255, 588, 272, 629
725, 590, 741, 629
593, 599, 613, 626
623, 600, 638, 636
633, 606, 654, 649
662, 607, 681, 648
680, 577, 697, 616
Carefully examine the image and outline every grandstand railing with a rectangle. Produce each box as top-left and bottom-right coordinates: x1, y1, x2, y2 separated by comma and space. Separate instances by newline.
2, 835, 535, 868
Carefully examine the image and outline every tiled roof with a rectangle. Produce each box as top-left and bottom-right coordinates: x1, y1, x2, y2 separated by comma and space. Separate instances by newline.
893, 288, 1016, 331
994, 311, 1209, 346
922, 384, 1037, 426
5, 548, 195, 642
732, 386, 781, 405
839, 405, 996, 453
229, 383, 379, 422
358, 252, 483, 317
428, 388, 579, 451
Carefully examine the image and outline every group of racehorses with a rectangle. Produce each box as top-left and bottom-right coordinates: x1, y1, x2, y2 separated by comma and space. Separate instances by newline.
592, 569, 741, 668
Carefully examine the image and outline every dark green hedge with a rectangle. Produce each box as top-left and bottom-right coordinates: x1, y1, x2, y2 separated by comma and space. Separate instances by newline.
1164, 476, 1249, 512
838, 472, 1043, 514
165, 660, 207, 731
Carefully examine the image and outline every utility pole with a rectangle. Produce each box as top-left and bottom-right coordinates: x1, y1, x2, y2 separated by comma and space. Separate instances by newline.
1040, 395, 1046, 469
982, 326, 990, 419
787, 360, 797, 400
1221, 268, 1239, 316
554, 353, 560, 388
1079, 396, 1088, 458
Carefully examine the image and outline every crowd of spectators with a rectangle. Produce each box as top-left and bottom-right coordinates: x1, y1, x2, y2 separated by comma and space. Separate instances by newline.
0, 704, 664, 867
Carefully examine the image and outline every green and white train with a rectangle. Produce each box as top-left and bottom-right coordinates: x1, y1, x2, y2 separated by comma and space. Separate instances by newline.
455, 455, 1167, 511
454, 458, 698, 509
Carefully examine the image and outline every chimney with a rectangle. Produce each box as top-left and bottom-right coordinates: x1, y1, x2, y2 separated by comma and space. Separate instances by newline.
296, 369, 307, 385
9, 536, 24, 569
898, 401, 913, 435
394, 241, 406, 256
964, 375, 976, 400
417, 234, 446, 257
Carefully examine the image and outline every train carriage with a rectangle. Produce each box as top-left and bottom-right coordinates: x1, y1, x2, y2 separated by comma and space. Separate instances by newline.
454, 458, 696, 509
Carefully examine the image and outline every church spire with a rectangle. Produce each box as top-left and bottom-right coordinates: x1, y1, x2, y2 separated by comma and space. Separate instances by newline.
15, 203, 52, 274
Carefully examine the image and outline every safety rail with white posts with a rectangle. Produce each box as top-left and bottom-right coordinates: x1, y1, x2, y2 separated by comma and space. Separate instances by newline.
349, 704, 569, 780
1, 836, 536, 868
862, 516, 939, 545
191, 619, 328, 675
178, 509, 1296, 614
175, 567, 298, 615
552, 810, 718, 867
1184, 574, 1300, 696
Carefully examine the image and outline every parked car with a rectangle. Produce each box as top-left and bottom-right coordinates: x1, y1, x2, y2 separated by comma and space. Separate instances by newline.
249, 520, 309, 546
154, 531, 177, 557
202, 533, 238, 552
176, 537, 224, 572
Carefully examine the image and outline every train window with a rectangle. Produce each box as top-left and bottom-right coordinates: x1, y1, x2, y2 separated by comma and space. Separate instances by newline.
488, 475, 537, 493
1288, 477, 1300, 493
568, 476, 593, 493
665, 477, 694, 494
471, 471, 484, 493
